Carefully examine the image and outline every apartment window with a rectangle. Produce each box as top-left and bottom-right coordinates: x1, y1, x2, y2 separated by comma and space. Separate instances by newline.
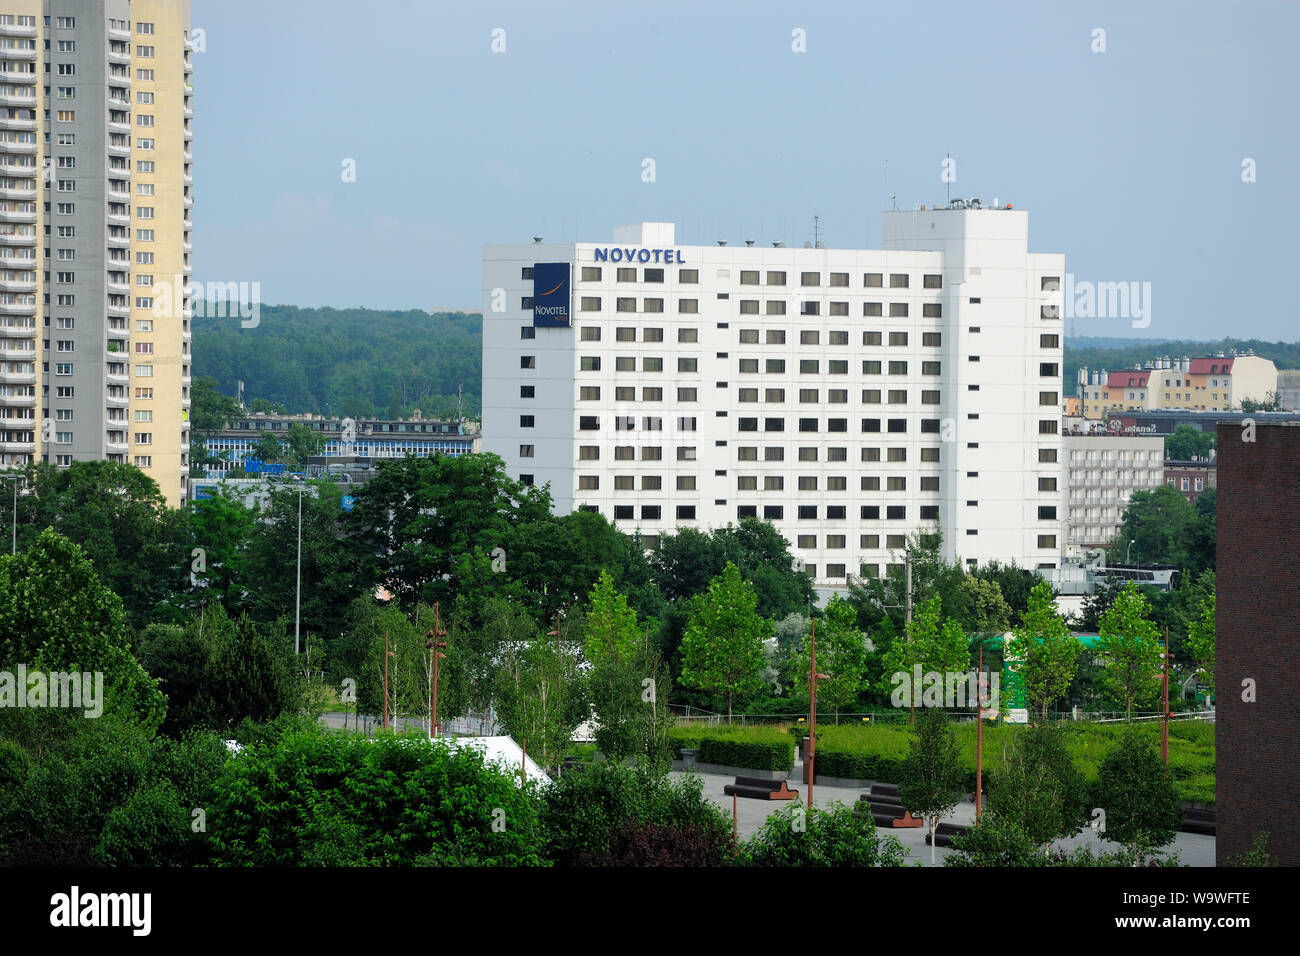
134, 342, 153, 355
134, 388, 151, 400
56, 87, 75, 99
520, 355, 535, 369
864, 303, 883, 318
136, 229, 154, 241
136, 45, 155, 58
863, 361, 881, 374
134, 432, 153, 445
1038, 419, 1057, 435
1038, 448, 1057, 463
136, 139, 154, 150
766, 329, 786, 345
678, 298, 699, 313
889, 303, 908, 318
865, 272, 883, 288
678, 387, 698, 402
56, 317, 74, 329
764, 506, 784, 520
136, 69, 154, 81
56, 180, 75, 192
800, 301, 820, 316
1038, 477, 1057, 492
799, 360, 819, 374
57, 110, 75, 122
889, 274, 909, 288
1037, 535, 1057, 549
1039, 391, 1058, 406
922, 361, 941, 375
579, 416, 599, 430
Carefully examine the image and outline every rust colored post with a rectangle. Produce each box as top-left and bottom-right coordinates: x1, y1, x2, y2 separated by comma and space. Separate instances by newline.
976, 642, 983, 823
1162, 627, 1171, 765
808, 617, 817, 812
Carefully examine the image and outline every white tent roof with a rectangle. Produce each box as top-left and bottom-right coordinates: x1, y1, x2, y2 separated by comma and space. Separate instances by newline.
445, 735, 553, 788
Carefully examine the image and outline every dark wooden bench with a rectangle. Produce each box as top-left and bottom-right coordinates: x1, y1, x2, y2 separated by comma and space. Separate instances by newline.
723, 776, 799, 800
1180, 807, 1216, 835
924, 822, 972, 847
856, 791, 922, 828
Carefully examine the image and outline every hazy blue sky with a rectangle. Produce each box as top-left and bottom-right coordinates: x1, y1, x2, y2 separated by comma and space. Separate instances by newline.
192, 0, 1298, 341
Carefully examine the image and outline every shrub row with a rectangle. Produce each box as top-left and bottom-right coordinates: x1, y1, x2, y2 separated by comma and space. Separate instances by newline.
667, 725, 794, 772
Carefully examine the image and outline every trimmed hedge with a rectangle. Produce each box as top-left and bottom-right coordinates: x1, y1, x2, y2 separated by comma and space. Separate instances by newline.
812, 719, 1215, 805
668, 725, 794, 772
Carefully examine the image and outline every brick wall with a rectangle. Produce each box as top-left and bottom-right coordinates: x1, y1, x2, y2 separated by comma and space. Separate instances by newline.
1216, 422, 1300, 865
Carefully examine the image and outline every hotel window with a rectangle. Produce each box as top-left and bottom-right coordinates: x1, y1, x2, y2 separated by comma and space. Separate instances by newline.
828, 447, 847, 461
800, 272, 820, 287
922, 332, 942, 346
740, 329, 759, 344
864, 302, 883, 317
644, 298, 664, 313
766, 359, 785, 373
887, 448, 907, 462
1038, 419, 1057, 435
580, 327, 601, 342
1040, 333, 1059, 348
1037, 535, 1057, 549
862, 448, 881, 462
829, 272, 849, 287
865, 272, 883, 287
923, 274, 942, 289
828, 389, 847, 403
766, 300, 786, 315
579, 416, 600, 430
800, 330, 820, 345
766, 271, 786, 285
829, 302, 849, 316
617, 267, 635, 282
889, 303, 908, 317
800, 301, 820, 316
678, 417, 698, 431
887, 361, 907, 375
798, 476, 818, 491
828, 330, 849, 345
644, 268, 664, 283
862, 389, 881, 404
1038, 477, 1057, 491
615, 327, 636, 342
740, 300, 759, 314
863, 331, 883, 348
580, 296, 601, 311
889, 274, 909, 288
765, 388, 784, 402
738, 447, 758, 461
1039, 391, 1058, 406
765, 417, 785, 432
764, 447, 784, 461
578, 386, 600, 401
766, 329, 786, 345
678, 298, 698, 313
677, 268, 699, 283
740, 270, 759, 285
863, 361, 881, 375
520, 326, 536, 339
616, 297, 636, 312
922, 361, 941, 375
922, 303, 942, 318
578, 475, 600, 491
520, 355, 535, 369
765, 476, 785, 491
1038, 448, 1057, 463
800, 360, 819, 374
677, 357, 699, 373
643, 387, 663, 402
642, 475, 663, 490
678, 328, 699, 343
643, 356, 664, 372
581, 266, 601, 281
615, 387, 635, 401
520, 444, 536, 458
798, 535, 817, 548
889, 332, 908, 346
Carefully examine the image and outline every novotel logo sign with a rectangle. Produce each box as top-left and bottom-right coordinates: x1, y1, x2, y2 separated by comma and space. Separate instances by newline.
593, 247, 685, 264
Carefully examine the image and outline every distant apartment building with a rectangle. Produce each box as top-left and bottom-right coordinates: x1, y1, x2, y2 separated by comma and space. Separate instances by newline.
1079, 352, 1278, 418
1276, 368, 1300, 411
0, 1, 194, 506
200, 411, 480, 477
1163, 455, 1215, 505
1216, 421, 1300, 865
484, 206, 1068, 586
1061, 432, 1164, 552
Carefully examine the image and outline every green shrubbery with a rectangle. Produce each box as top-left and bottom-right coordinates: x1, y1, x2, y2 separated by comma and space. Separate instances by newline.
667, 724, 794, 771
737, 802, 910, 867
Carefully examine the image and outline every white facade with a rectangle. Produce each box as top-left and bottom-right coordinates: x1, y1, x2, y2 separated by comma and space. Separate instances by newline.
1062, 434, 1165, 552
483, 209, 1065, 586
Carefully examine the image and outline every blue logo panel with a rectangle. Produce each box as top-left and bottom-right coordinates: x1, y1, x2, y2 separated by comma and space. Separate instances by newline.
533, 262, 571, 328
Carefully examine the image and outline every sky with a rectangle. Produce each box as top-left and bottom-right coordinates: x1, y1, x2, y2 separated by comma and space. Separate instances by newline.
191, 0, 1299, 341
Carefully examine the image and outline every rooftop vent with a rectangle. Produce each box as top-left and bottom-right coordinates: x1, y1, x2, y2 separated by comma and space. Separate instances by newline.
772, 241, 784, 248
745, 240, 754, 247
717, 240, 727, 246
532, 236, 543, 244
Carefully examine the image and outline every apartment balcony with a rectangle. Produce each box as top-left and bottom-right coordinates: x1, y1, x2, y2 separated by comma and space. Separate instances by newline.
0, 210, 35, 225
184, 105, 193, 119
182, 241, 193, 254
107, 301, 130, 317
0, 232, 34, 246
105, 439, 127, 453
0, 93, 36, 109
0, 162, 35, 177
106, 371, 128, 385
107, 280, 129, 295
0, 413, 33, 428
0, 279, 35, 293
0, 393, 33, 407
0, 116, 35, 131
0, 45, 34, 60
0, 70, 35, 85
0, 186, 35, 201
0, 139, 35, 154
0, 370, 34, 383
106, 233, 130, 249
105, 393, 129, 407
107, 140, 131, 156
107, 188, 131, 203
107, 48, 131, 64
107, 96, 131, 108
108, 24, 130, 39
0, 346, 35, 360
0, 440, 32, 453
183, 149, 193, 162
106, 212, 130, 227
0, 301, 34, 314
0, 23, 36, 38
184, 194, 193, 207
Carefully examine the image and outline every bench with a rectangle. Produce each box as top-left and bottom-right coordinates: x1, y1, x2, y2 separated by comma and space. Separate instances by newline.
723, 776, 799, 801
856, 792, 922, 827
924, 822, 972, 847
1180, 807, 1216, 835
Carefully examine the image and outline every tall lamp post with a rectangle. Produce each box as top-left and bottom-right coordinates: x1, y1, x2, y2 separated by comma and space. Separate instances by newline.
293, 477, 304, 656
806, 616, 828, 812
425, 602, 447, 739
1126, 539, 1135, 564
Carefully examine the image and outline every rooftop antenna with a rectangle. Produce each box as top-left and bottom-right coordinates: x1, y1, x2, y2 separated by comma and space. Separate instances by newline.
946, 153, 951, 205
812, 215, 821, 248
457, 382, 463, 422
884, 159, 888, 212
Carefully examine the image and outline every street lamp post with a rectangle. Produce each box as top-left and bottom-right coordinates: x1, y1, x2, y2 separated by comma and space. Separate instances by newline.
294, 478, 303, 656
1126, 540, 1135, 564
425, 602, 447, 739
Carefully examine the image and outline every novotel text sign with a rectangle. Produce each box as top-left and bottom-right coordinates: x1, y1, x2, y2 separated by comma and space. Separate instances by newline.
593, 247, 685, 264
532, 261, 571, 328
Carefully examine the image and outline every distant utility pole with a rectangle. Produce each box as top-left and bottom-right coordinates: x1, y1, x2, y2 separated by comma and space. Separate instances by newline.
904, 551, 914, 625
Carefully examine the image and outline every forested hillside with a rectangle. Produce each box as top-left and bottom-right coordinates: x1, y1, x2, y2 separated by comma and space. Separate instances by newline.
192, 306, 482, 419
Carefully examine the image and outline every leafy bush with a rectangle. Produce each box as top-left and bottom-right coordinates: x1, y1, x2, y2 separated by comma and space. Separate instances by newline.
737, 802, 910, 867
540, 762, 732, 866
206, 729, 545, 866
667, 724, 794, 771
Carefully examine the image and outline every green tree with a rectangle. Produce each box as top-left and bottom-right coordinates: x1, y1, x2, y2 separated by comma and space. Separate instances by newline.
186, 487, 255, 613
1010, 580, 1083, 720
0, 528, 165, 732
879, 594, 970, 716
583, 570, 641, 665
791, 594, 868, 723
1163, 424, 1215, 461
987, 723, 1088, 851
1094, 731, 1183, 860
587, 633, 674, 773
285, 421, 325, 465
189, 376, 244, 468
1184, 592, 1215, 689
494, 624, 586, 774
679, 562, 771, 721
737, 801, 910, 867
956, 575, 1013, 635
899, 709, 966, 865
1097, 584, 1163, 720
199, 607, 296, 730
252, 431, 283, 464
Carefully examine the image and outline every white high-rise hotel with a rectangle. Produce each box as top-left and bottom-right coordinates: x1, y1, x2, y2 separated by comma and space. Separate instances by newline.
483, 205, 1065, 586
